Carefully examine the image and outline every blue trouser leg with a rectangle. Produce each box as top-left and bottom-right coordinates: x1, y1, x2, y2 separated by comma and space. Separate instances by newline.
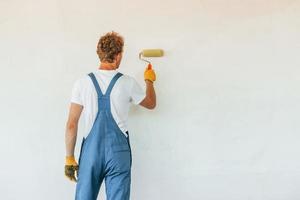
105, 138, 132, 200
105, 170, 131, 200
75, 137, 105, 200
75, 160, 104, 200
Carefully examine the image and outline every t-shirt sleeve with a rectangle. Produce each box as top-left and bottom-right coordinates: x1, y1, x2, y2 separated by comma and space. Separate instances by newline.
130, 78, 146, 105
70, 79, 83, 105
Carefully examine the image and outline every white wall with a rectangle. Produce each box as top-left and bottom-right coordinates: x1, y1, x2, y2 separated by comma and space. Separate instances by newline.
1, 0, 300, 199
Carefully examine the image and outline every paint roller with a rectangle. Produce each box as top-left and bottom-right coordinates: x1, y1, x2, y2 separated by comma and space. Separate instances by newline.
139, 49, 164, 69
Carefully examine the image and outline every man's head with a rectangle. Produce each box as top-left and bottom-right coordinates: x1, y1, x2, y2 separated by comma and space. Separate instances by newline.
97, 31, 124, 69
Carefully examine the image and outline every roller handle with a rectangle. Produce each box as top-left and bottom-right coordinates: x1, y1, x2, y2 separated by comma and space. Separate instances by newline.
147, 63, 152, 70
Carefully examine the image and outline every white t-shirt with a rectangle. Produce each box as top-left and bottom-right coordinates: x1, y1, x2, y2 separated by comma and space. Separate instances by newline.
70, 69, 146, 137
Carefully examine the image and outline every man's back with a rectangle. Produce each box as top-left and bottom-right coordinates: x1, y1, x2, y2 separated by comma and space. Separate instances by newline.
70, 69, 145, 136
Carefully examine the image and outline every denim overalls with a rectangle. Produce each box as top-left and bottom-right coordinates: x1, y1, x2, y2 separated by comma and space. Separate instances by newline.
75, 72, 132, 200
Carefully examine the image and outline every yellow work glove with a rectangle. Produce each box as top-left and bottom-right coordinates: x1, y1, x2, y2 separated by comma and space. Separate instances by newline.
144, 64, 156, 82
65, 156, 79, 182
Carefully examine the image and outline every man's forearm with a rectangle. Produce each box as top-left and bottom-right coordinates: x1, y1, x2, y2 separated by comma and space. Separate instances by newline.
65, 123, 78, 156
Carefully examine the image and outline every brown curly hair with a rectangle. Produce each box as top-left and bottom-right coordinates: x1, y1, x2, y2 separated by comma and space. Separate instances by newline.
96, 31, 124, 63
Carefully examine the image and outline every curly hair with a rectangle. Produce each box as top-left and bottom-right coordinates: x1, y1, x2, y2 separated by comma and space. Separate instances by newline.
96, 31, 124, 63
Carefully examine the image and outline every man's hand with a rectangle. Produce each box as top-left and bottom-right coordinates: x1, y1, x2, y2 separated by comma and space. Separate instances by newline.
144, 64, 156, 82
65, 156, 79, 182
140, 64, 157, 109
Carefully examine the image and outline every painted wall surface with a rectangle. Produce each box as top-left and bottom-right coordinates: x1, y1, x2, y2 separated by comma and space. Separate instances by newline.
0, 0, 300, 199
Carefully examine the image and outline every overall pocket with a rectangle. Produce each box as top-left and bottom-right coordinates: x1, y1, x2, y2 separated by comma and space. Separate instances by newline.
111, 144, 131, 172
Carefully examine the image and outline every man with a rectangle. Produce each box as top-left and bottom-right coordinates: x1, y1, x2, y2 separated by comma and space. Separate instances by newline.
64, 31, 156, 200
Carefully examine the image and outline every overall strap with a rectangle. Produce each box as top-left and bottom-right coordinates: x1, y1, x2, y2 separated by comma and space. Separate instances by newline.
88, 73, 104, 97
104, 72, 123, 97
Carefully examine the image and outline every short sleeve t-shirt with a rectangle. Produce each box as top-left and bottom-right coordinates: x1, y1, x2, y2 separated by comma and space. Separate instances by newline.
70, 69, 146, 137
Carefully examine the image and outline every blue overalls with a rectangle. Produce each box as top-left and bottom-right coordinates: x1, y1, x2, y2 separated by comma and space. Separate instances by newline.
75, 72, 132, 200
